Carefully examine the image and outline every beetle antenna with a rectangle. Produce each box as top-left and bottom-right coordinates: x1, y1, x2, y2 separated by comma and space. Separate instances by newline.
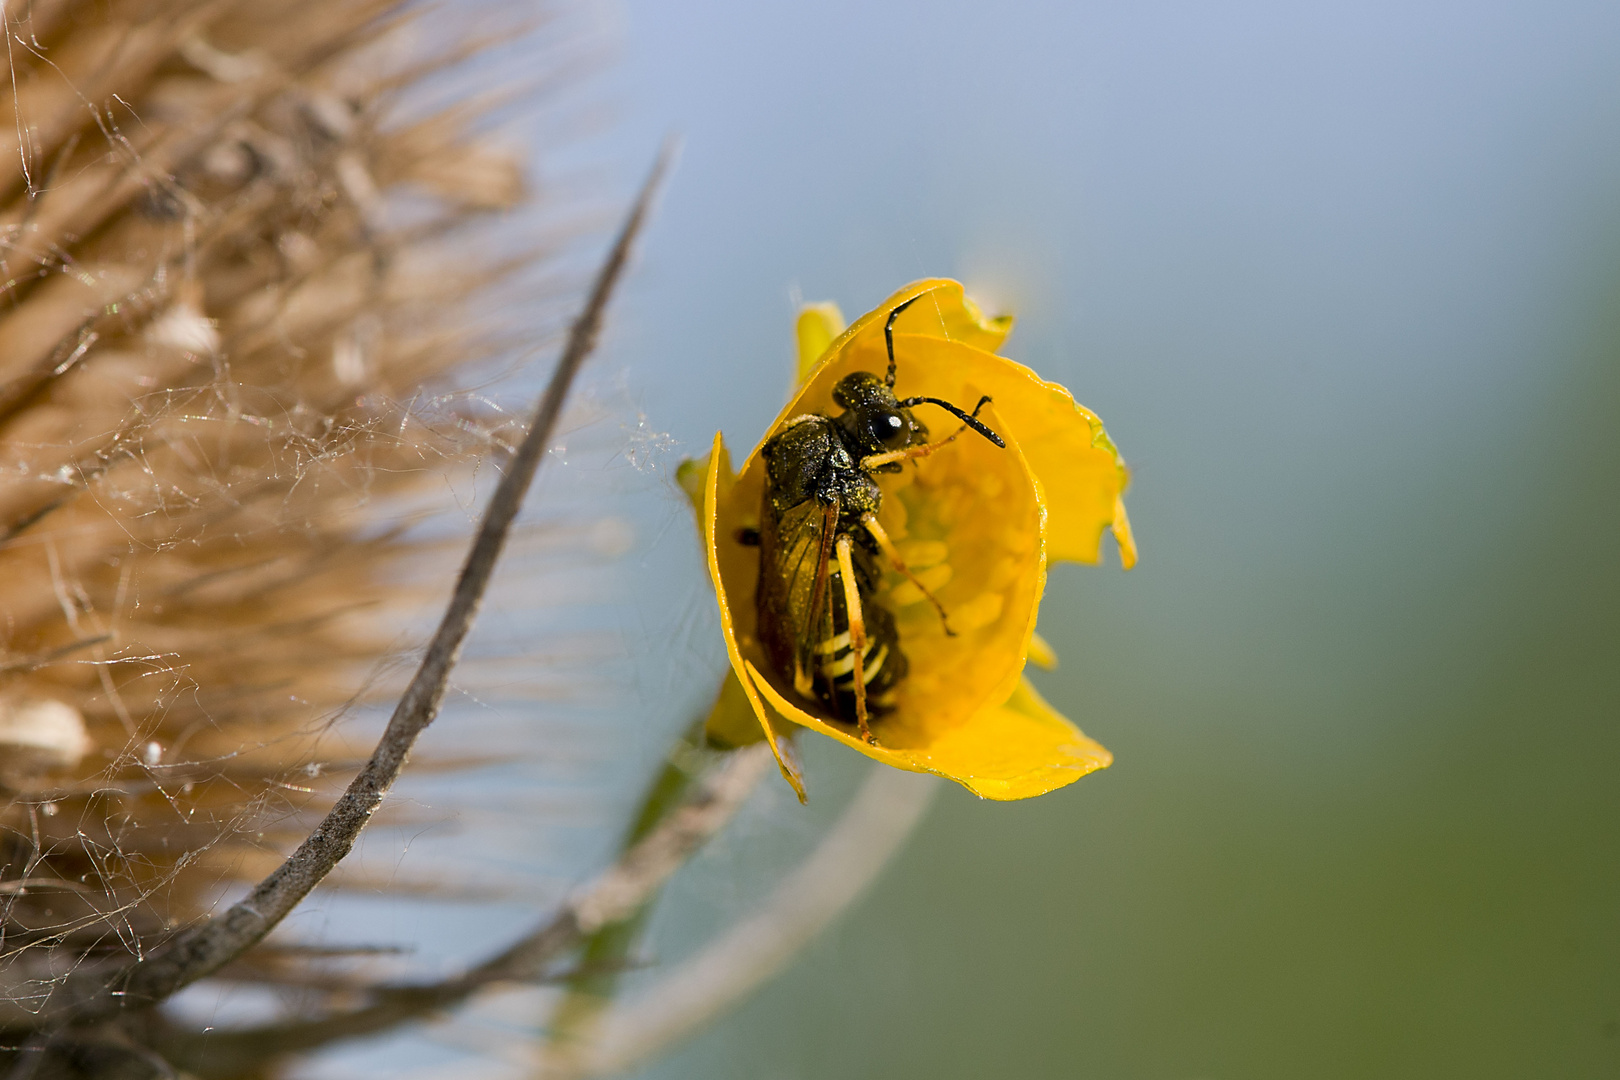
898, 394, 1006, 447
884, 295, 923, 388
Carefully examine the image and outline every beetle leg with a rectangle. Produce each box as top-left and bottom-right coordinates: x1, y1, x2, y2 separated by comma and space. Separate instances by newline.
862, 514, 954, 636
834, 533, 875, 744
859, 434, 958, 471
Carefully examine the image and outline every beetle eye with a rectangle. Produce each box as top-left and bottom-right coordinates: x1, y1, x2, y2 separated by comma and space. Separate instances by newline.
867, 408, 909, 450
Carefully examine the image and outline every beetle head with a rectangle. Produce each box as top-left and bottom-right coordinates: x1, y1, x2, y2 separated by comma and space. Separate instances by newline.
831, 371, 928, 456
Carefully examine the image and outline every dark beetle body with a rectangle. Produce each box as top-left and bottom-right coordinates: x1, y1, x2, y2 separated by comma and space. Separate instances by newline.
756, 373, 928, 719
750, 297, 1006, 735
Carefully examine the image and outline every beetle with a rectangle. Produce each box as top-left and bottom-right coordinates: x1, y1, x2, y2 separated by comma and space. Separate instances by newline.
747, 295, 1007, 743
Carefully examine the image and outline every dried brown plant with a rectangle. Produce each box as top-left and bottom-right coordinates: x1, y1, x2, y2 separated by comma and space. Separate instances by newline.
0, 0, 567, 1069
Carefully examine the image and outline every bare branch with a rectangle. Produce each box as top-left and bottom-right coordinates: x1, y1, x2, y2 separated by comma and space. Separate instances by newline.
154, 743, 774, 1079
536, 768, 940, 1078
27, 145, 676, 1031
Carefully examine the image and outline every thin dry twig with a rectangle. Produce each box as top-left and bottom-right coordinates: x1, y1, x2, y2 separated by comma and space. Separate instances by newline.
26, 145, 675, 1032
537, 768, 940, 1078
154, 742, 774, 1078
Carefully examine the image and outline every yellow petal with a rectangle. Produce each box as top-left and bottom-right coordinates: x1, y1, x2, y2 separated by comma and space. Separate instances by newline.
1111, 493, 1139, 571
699, 434, 806, 802
927, 676, 1112, 800
748, 666, 1108, 800
1026, 631, 1058, 670
794, 302, 845, 385
818, 278, 1014, 358
674, 454, 708, 516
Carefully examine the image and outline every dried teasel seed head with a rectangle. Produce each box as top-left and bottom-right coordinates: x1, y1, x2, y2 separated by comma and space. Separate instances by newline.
0, 0, 587, 1046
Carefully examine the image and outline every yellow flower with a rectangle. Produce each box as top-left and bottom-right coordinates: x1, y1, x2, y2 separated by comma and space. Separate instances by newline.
679, 279, 1135, 801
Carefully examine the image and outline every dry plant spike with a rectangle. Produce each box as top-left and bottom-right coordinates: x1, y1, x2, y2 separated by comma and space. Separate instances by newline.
0, 0, 583, 1034
30, 144, 673, 1030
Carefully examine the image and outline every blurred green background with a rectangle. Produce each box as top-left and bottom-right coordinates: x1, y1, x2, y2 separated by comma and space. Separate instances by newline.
582, 1, 1620, 1077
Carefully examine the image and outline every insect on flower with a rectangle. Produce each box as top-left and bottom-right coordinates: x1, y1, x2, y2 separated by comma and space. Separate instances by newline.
746, 295, 1009, 745
682, 279, 1135, 802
